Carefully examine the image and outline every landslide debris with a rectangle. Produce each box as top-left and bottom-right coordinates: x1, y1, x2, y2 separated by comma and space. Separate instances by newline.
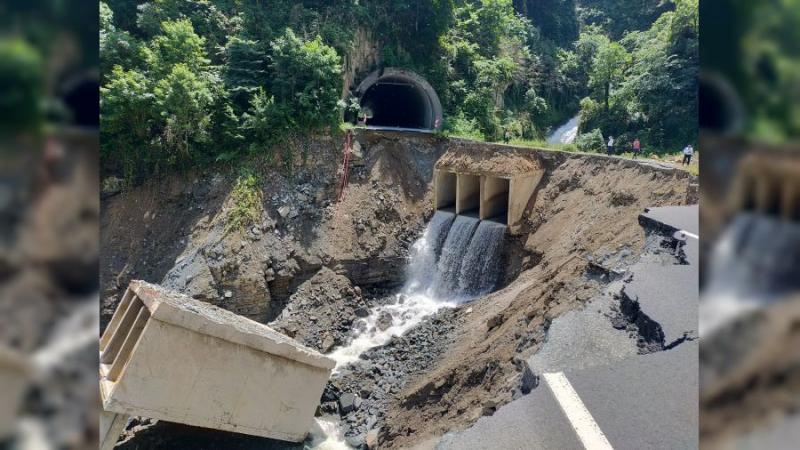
100, 130, 697, 449
270, 267, 371, 353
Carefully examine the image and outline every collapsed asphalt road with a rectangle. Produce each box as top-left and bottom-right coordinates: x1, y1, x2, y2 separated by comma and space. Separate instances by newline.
439, 205, 699, 450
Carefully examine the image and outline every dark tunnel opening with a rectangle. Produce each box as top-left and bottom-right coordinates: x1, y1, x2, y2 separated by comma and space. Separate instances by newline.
360, 78, 431, 129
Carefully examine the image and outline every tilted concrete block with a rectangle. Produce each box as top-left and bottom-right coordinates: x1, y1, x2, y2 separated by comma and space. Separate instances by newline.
99, 280, 334, 446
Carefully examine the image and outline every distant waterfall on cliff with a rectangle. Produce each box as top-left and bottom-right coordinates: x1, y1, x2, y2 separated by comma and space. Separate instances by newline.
547, 115, 580, 145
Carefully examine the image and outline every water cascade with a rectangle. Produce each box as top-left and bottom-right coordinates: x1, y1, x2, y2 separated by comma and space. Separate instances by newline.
547, 115, 580, 144
458, 220, 508, 296
700, 213, 800, 337
315, 211, 507, 447
327, 211, 507, 369
431, 215, 481, 297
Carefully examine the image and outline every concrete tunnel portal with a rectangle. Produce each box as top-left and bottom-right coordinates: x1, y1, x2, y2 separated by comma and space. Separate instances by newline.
356, 68, 443, 131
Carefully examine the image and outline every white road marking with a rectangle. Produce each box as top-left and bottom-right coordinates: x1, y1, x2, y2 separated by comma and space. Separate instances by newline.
543, 372, 614, 450
679, 230, 699, 240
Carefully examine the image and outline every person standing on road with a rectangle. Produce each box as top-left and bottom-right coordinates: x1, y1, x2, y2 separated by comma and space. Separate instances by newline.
607, 135, 615, 155
682, 144, 694, 165
632, 138, 641, 159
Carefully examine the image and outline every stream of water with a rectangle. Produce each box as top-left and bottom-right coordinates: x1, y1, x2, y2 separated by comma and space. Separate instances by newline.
327, 211, 507, 369
547, 115, 580, 145
311, 211, 507, 445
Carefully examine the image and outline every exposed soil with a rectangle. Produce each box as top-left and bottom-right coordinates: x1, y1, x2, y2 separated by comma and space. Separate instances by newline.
100, 129, 696, 449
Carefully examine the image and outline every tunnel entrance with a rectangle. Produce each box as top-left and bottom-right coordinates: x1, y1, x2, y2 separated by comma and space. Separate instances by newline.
355, 68, 443, 131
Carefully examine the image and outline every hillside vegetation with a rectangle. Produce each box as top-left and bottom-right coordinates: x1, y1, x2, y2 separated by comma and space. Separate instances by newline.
100, 0, 698, 182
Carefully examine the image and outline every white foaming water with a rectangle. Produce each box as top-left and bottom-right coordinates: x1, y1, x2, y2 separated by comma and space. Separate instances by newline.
700, 213, 800, 337
327, 291, 457, 369
328, 211, 459, 369
308, 417, 350, 449
547, 115, 580, 144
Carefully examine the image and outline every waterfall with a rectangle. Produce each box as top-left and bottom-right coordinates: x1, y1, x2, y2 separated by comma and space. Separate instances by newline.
405, 210, 456, 294
700, 213, 800, 337
458, 220, 507, 297
431, 215, 481, 297
547, 115, 580, 144
326, 211, 507, 369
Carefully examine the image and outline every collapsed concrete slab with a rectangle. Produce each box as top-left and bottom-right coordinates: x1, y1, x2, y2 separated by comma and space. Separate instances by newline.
99, 281, 335, 448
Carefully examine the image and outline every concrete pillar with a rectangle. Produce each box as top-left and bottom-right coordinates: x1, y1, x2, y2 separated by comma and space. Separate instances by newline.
100, 281, 335, 444
435, 170, 456, 209
457, 174, 480, 214
508, 174, 542, 232
480, 176, 509, 221
100, 410, 129, 450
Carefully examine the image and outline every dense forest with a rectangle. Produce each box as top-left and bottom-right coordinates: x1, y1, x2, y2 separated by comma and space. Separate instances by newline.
100, 0, 698, 181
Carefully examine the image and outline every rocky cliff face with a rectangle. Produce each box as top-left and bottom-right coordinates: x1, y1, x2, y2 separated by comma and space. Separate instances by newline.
101, 131, 439, 329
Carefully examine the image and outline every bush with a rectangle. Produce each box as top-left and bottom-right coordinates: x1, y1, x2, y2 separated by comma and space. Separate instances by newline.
268, 29, 342, 130
444, 113, 485, 140
0, 38, 43, 134
575, 128, 605, 152
100, 66, 154, 180
226, 167, 263, 233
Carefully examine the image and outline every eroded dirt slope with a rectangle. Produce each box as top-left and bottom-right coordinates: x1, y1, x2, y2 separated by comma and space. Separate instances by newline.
100, 130, 697, 448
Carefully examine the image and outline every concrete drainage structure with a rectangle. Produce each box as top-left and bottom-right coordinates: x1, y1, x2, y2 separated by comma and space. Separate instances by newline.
99, 281, 335, 450
356, 68, 443, 130
434, 164, 541, 233
729, 153, 800, 219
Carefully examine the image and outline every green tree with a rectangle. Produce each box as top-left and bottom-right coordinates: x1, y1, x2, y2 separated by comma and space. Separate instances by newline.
589, 39, 630, 110
100, 2, 142, 79
153, 63, 216, 161
100, 66, 154, 179
144, 19, 210, 74
268, 29, 342, 129
223, 36, 268, 110
136, 0, 234, 61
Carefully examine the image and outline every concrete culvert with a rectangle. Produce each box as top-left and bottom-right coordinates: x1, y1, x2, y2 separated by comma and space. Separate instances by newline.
356, 68, 443, 130
435, 171, 457, 210
481, 177, 510, 223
